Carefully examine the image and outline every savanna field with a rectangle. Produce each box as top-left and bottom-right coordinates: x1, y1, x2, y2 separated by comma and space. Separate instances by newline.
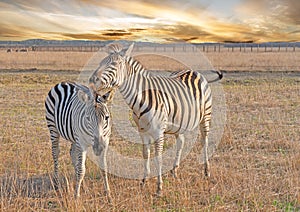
0, 47, 299, 211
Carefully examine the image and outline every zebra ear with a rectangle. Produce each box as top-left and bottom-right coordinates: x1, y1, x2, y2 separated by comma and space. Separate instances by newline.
122, 43, 134, 56
78, 90, 91, 103
103, 90, 114, 102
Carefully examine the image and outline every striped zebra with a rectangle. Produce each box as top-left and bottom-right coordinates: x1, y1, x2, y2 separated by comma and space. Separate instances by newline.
89, 43, 222, 196
45, 81, 111, 199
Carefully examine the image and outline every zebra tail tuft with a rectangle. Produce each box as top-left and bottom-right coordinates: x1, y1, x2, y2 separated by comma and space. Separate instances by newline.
207, 70, 223, 83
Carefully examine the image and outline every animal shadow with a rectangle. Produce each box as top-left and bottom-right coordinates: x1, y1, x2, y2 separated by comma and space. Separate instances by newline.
0, 172, 69, 198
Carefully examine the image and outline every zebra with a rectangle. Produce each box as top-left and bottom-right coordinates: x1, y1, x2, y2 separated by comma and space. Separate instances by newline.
45, 81, 112, 199
19, 49, 28, 52
89, 43, 222, 196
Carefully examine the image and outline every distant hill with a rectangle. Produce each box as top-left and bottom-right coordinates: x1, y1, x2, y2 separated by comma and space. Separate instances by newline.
0, 39, 299, 48
0, 39, 111, 46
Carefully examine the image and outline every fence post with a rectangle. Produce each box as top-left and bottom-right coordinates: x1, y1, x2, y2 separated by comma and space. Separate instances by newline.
271, 43, 273, 52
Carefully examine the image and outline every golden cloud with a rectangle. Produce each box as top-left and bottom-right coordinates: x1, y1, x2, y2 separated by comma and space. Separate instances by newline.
0, 0, 298, 42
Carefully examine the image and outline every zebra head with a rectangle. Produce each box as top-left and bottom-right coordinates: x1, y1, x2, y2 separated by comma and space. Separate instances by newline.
77, 89, 111, 156
89, 43, 134, 93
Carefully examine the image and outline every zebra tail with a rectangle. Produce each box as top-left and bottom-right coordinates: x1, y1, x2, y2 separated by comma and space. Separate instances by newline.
207, 70, 223, 83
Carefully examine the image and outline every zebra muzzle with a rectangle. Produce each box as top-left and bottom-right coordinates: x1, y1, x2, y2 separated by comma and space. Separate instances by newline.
92, 138, 103, 156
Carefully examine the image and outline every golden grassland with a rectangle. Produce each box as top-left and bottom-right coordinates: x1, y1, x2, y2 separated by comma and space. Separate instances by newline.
0, 48, 299, 71
0, 50, 299, 211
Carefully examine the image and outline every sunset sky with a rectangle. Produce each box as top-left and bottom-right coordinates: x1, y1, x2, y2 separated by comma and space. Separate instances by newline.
0, 0, 299, 43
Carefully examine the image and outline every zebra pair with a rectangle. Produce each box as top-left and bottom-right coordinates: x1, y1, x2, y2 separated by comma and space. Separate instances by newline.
45, 43, 222, 199
88, 43, 222, 196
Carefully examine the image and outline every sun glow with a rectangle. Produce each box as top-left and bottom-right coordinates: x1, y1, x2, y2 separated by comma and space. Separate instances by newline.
0, 0, 299, 42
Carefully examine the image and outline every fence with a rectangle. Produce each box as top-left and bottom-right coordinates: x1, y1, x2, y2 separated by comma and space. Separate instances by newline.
1, 43, 299, 53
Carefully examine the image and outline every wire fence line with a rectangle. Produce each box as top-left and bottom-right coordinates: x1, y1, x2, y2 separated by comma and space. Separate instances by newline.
1, 43, 299, 53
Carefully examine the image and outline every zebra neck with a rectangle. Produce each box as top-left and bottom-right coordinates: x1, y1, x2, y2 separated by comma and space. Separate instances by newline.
119, 57, 149, 110
125, 56, 147, 76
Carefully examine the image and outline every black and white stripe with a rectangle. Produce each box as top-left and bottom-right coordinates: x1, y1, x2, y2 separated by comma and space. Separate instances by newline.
89, 43, 222, 196
45, 81, 111, 199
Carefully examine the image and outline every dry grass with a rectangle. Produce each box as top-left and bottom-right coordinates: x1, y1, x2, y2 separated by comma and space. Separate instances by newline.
206, 51, 300, 71
0, 49, 299, 71
0, 51, 96, 71
0, 51, 299, 211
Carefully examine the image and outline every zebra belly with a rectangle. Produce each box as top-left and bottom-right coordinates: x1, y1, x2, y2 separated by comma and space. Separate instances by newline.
165, 114, 201, 134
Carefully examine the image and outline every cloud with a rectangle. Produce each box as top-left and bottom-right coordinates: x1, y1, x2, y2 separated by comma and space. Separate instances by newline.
0, 0, 298, 42
281, 0, 300, 25
0, 24, 31, 39
237, 0, 300, 30
60, 28, 149, 40
101, 30, 132, 37
149, 23, 217, 42
80, 0, 300, 42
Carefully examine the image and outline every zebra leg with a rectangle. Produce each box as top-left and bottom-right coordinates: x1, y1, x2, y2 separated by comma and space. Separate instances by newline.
101, 144, 111, 203
50, 130, 60, 191
73, 144, 87, 198
171, 133, 185, 178
154, 135, 164, 196
141, 135, 151, 186
200, 124, 210, 177
70, 143, 76, 168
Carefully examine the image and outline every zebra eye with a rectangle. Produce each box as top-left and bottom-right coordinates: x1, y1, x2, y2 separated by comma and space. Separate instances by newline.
95, 77, 100, 82
111, 62, 117, 66
105, 115, 109, 121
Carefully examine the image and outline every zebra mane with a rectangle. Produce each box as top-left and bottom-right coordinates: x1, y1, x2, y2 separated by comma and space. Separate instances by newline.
65, 81, 96, 101
106, 43, 123, 54
67, 81, 90, 94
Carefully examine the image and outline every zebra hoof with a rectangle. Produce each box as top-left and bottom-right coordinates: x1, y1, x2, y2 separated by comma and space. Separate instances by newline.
53, 184, 59, 191
107, 193, 113, 204
140, 179, 146, 188
140, 178, 147, 186
155, 190, 162, 197
171, 166, 178, 178
204, 169, 210, 178
74, 194, 80, 199
53, 181, 61, 192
